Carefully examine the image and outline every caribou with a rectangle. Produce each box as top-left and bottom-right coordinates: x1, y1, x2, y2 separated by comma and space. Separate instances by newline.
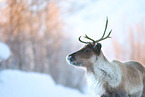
66, 18, 145, 97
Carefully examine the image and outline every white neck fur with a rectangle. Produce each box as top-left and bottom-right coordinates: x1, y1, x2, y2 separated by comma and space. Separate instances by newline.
86, 51, 122, 96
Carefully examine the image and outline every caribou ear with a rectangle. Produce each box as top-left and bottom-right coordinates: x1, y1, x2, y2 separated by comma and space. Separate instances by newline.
93, 43, 102, 54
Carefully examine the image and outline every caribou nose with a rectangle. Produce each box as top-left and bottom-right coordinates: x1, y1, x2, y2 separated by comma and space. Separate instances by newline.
67, 55, 75, 62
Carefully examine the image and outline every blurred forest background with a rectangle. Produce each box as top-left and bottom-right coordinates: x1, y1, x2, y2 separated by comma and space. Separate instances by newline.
0, 0, 145, 93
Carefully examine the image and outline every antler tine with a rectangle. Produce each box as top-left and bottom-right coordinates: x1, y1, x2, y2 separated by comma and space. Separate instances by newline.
78, 17, 112, 44
94, 17, 112, 43
78, 36, 90, 44
84, 34, 95, 43
101, 17, 108, 38
107, 30, 112, 38
94, 30, 112, 43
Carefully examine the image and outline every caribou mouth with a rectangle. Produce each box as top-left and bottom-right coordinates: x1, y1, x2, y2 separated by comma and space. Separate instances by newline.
66, 55, 82, 66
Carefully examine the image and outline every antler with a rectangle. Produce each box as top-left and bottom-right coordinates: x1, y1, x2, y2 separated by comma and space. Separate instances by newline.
78, 17, 112, 44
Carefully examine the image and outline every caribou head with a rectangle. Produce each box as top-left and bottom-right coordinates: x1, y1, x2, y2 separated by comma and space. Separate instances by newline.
67, 17, 112, 68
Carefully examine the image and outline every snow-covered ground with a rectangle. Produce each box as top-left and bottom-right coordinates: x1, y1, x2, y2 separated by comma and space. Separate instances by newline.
0, 70, 96, 97
0, 42, 11, 62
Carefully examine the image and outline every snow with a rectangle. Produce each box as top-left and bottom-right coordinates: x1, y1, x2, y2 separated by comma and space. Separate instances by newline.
0, 42, 11, 62
0, 70, 96, 97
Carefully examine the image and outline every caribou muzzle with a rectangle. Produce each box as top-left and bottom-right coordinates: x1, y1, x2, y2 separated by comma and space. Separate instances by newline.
67, 54, 82, 66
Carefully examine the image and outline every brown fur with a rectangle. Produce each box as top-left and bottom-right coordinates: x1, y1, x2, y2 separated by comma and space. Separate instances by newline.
67, 43, 145, 97
112, 60, 145, 97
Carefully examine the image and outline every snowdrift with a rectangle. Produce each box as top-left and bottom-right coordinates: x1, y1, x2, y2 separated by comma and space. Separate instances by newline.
0, 42, 11, 62
0, 70, 95, 97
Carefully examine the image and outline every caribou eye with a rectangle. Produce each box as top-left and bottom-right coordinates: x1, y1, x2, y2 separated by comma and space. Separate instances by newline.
85, 49, 90, 53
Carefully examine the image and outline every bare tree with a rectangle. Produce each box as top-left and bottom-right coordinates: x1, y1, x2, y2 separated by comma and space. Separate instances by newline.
0, 0, 87, 92
113, 22, 145, 66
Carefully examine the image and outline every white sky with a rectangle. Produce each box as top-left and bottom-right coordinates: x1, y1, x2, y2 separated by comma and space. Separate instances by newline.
62, 0, 145, 60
